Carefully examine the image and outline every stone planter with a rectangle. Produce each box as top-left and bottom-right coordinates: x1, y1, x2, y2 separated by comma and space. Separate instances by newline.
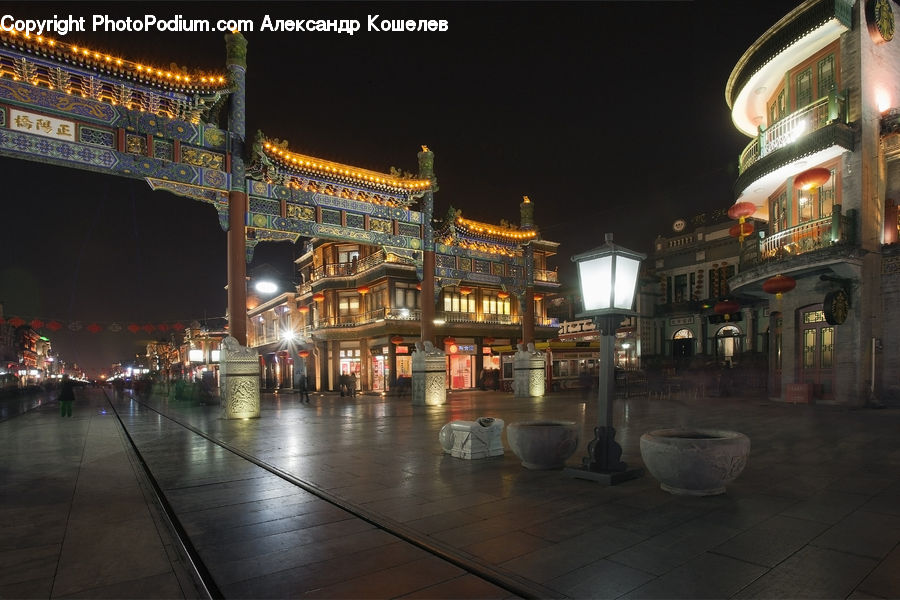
640, 429, 750, 496
507, 420, 578, 470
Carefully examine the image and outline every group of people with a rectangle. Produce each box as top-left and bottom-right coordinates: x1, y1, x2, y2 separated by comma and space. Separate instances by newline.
338, 372, 357, 397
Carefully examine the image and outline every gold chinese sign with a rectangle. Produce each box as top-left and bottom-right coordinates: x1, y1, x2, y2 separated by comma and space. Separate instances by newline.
9, 108, 75, 142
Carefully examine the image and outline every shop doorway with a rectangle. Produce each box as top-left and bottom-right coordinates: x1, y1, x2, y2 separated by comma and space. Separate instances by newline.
449, 355, 473, 389
800, 306, 834, 400
371, 354, 388, 392
715, 325, 742, 367
672, 328, 694, 365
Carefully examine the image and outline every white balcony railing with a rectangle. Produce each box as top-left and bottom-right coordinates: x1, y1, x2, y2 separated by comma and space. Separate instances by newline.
739, 91, 847, 174
760, 214, 843, 260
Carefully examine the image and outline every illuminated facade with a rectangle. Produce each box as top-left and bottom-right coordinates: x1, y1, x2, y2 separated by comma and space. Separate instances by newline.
0, 29, 562, 397
248, 197, 561, 393
645, 211, 765, 369
726, 0, 900, 405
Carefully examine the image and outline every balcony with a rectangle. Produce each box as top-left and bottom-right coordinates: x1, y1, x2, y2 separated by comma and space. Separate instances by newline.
311, 307, 421, 329
737, 208, 854, 271
738, 92, 848, 176
534, 269, 559, 284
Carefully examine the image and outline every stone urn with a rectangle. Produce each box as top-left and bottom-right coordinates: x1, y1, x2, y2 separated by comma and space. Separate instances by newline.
507, 421, 579, 470
640, 429, 750, 496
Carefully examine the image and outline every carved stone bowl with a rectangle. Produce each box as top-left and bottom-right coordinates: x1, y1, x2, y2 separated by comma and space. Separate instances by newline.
506, 420, 579, 470
640, 429, 750, 496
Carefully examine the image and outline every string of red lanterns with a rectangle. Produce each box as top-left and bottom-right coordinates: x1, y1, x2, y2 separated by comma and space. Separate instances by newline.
727, 201, 756, 243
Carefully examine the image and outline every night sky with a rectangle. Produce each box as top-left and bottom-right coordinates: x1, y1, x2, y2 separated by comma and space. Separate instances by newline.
0, 1, 800, 374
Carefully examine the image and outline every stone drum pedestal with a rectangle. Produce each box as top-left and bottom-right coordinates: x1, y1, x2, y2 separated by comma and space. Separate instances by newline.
412, 342, 446, 406
513, 343, 545, 398
220, 336, 261, 419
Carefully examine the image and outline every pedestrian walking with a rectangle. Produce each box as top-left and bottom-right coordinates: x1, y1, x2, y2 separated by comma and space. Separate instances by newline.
349, 372, 357, 397
58, 375, 76, 417
293, 351, 311, 403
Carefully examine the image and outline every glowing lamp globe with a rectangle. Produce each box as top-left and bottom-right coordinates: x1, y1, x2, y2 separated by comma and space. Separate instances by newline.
255, 280, 278, 294
572, 233, 646, 317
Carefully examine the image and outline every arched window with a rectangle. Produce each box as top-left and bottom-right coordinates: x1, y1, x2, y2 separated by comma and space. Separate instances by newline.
673, 329, 694, 339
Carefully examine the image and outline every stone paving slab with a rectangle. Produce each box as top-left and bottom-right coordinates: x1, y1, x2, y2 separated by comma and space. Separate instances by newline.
124, 388, 899, 600
5, 386, 900, 599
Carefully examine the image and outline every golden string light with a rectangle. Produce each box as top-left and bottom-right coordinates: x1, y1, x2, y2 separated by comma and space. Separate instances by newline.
1, 29, 227, 90
455, 216, 537, 240
263, 141, 432, 191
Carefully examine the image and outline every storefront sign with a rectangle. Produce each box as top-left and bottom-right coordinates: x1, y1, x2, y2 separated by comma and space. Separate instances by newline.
559, 319, 596, 338
670, 317, 694, 326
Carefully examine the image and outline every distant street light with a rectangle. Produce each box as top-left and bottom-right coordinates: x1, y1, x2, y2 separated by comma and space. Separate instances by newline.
254, 280, 278, 294
568, 233, 645, 485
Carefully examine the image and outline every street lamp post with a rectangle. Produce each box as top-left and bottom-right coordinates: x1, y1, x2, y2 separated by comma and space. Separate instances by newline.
567, 233, 645, 485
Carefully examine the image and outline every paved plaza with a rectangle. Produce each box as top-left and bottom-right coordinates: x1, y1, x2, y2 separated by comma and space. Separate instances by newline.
3, 385, 900, 599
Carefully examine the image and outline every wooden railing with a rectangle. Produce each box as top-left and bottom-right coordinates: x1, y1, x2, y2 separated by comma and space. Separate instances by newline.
534, 269, 558, 283
310, 249, 388, 281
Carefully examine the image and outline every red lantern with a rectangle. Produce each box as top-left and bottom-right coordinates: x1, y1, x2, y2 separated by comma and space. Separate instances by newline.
9, 317, 25, 328
497, 291, 509, 299
714, 299, 740, 321
127, 324, 140, 334
794, 168, 831, 191
298, 350, 310, 358
532, 293, 544, 301
142, 324, 155, 334
46, 320, 62, 332
729, 222, 755, 239
357, 286, 369, 295
172, 322, 185, 331
459, 286, 473, 295
298, 305, 310, 314
762, 274, 796, 299
157, 324, 169, 332
390, 335, 404, 345
312, 292, 325, 302
30, 319, 44, 330
87, 323, 102, 334
444, 337, 456, 346
727, 201, 756, 221
483, 337, 495, 345
416, 282, 422, 291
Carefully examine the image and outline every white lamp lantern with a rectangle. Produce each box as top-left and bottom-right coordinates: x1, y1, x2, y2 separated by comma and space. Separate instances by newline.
572, 233, 645, 317
568, 233, 645, 485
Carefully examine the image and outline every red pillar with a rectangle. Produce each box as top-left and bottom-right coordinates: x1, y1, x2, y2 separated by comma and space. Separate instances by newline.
522, 287, 535, 345
421, 250, 435, 344
228, 190, 248, 344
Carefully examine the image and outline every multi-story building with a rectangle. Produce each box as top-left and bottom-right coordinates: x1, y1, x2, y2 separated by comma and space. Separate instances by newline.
248, 196, 561, 394
725, 0, 900, 405
644, 211, 766, 369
